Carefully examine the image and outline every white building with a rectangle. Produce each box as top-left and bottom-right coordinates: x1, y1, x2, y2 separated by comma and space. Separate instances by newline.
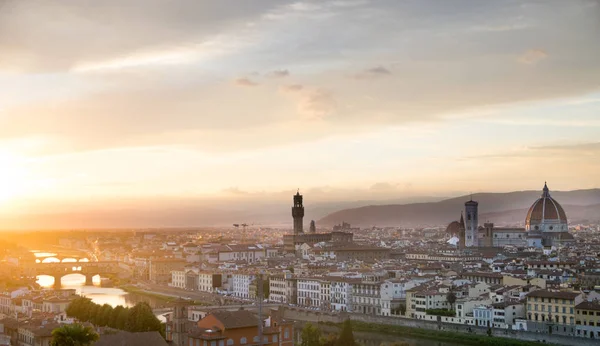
217, 244, 266, 263
330, 277, 358, 312
381, 279, 418, 316
198, 272, 221, 293
269, 271, 296, 304
232, 273, 255, 299
297, 278, 325, 308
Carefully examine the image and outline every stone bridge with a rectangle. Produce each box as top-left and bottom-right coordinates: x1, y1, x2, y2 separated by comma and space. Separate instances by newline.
30, 261, 117, 288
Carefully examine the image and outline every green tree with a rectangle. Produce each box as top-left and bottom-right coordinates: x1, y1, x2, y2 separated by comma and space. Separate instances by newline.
446, 291, 457, 311
301, 323, 322, 346
109, 305, 125, 328
126, 302, 162, 333
88, 304, 99, 325
116, 307, 129, 330
335, 319, 356, 346
98, 304, 113, 327
50, 323, 99, 346
321, 333, 338, 346
263, 278, 270, 299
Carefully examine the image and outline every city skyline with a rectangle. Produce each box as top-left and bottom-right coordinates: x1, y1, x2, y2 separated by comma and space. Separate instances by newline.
1, 0, 599, 219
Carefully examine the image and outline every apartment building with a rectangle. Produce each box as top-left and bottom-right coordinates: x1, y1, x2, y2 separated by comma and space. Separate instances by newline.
329, 277, 358, 312
526, 290, 583, 335
575, 300, 600, 338
297, 278, 326, 309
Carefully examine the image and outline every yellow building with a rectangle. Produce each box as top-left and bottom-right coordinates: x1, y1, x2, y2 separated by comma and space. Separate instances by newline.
575, 301, 600, 339
526, 289, 583, 335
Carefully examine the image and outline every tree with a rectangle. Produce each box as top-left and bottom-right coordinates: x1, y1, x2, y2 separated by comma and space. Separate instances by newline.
126, 302, 162, 333
335, 319, 356, 346
321, 333, 338, 346
98, 304, 113, 327
398, 304, 406, 316
301, 323, 322, 346
446, 291, 457, 311
116, 307, 129, 330
50, 323, 99, 346
109, 305, 125, 328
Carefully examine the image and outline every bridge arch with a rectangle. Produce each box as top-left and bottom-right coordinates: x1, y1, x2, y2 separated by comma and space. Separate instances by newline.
33, 261, 117, 288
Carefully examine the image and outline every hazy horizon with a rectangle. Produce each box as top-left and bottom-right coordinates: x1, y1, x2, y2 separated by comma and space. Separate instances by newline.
1, 0, 599, 226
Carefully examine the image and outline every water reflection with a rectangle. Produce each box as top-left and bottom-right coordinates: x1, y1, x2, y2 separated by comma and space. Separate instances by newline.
36, 274, 170, 310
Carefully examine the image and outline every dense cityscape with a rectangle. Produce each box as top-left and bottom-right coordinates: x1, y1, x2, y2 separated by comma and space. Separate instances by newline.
0, 184, 599, 345
2, 0, 599, 345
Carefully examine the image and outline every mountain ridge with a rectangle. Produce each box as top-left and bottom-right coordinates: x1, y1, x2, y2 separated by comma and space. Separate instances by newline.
318, 188, 600, 227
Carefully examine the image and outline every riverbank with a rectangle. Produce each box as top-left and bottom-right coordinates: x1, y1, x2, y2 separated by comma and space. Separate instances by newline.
339, 321, 553, 346
120, 285, 206, 305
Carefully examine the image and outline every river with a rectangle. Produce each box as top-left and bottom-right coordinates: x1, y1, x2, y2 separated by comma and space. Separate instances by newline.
32, 252, 168, 313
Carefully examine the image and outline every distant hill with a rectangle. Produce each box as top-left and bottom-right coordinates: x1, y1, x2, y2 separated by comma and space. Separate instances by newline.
318, 189, 600, 227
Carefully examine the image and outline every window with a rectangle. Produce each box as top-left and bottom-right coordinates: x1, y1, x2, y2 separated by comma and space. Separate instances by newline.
240, 337, 247, 345
284, 329, 290, 339
273, 335, 278, 342
227, 340, 233, 346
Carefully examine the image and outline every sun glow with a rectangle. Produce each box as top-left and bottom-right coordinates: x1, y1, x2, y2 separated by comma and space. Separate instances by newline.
0, 152, 28, 204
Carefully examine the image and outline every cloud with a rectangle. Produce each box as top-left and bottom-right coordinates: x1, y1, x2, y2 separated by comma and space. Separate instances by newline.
0, 0, 284, 73
370, 182, 397, 191
222, 187, 249, 195
530, 142, 600, 153
234, 77, 259, 87
353, 66, 392, 79
298, 89, 338, 120
470, 23, 531, 32
518, 49, 548, 65
279, 84, 304, 93
268, 69, 290, 78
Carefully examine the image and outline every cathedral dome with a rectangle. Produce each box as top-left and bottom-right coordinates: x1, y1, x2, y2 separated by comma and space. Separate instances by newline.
525, 183, 568, 233
445, 221, 462, 235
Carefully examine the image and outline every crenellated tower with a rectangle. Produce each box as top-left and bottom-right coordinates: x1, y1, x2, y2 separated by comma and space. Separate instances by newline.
292, 189, 304, 235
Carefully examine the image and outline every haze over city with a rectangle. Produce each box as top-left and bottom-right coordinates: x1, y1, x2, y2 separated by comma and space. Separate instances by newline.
1, 0, 599, 228
3, 2, 600, 346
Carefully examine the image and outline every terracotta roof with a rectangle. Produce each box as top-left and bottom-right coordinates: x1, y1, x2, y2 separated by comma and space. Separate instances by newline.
576, 301, 600, 311
526, 289, 581, 300
525, 183, 567, 226
209, 310, 258, 329
94, 331, 168, 346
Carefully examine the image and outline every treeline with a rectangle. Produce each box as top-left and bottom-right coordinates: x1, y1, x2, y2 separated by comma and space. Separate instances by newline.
65, 297, 164, 336
425, 308, 455, 317
349, 320, 547, 346
301, 320, 357, 346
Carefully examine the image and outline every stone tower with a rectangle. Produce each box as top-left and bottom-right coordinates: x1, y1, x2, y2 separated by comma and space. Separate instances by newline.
171, 299, 188, 346
292, 190, 304, 235
309, 220, 316, 233
465, 199, 479, 247
458, 212, 466, 250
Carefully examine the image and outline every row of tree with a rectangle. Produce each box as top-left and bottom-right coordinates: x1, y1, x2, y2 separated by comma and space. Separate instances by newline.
300, 320, 357, 346
65, 297, 164, 335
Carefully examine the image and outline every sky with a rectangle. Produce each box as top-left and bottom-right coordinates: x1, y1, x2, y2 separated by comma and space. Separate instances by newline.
0, 0, 600, 217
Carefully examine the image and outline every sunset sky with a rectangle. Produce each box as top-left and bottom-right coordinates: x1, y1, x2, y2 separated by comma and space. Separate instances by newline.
1, 0, 599, 217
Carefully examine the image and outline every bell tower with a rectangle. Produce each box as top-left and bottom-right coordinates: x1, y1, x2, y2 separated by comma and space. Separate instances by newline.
465, 199, 479, 247
292, 190, 304, 235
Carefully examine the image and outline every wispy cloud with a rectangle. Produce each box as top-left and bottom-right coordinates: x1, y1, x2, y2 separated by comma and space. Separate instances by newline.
234, 77, 259, 87
298, 89, 337, 120
353, 66, 392, 79
518, 49, 548, 65
279, 84, 304, 93
268, 69, 290, 78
